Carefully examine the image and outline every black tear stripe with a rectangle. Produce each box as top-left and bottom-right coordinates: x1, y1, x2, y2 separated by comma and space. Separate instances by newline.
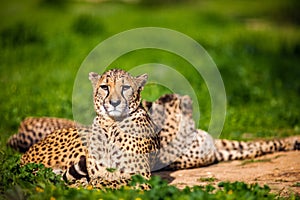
102, 86, 110, 107
121, 88, 128, 110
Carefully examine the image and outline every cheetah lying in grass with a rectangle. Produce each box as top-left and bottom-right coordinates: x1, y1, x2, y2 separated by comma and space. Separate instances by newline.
7, 69, 300, 188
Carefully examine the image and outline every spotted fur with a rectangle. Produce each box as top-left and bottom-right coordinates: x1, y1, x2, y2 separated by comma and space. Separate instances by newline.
8, 117, 76, 152
145, 94, 300, 170
7, 69, 300, 189
19, 69, 159, 188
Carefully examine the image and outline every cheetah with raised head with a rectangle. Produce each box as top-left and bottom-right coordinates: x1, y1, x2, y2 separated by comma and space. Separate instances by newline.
144, 94, 300, 169
19, 69, 159, 188
7, 69, 300, 187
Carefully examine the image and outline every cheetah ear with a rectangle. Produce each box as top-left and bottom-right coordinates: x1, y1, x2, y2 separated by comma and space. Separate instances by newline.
89, 72, 101, 89
135, 73, 148, 89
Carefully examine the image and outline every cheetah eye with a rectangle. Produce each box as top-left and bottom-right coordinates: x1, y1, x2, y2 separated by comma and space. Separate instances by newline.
122, 85, 131, 91
100, 85, 109, 91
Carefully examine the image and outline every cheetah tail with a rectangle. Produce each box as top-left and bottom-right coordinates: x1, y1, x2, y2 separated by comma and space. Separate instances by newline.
214, 135, 300, 162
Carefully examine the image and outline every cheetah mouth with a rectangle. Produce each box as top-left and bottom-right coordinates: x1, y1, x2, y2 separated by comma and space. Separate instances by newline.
108, 110, 122, 116
107, 109, 126, 120
105, 105, 129, 120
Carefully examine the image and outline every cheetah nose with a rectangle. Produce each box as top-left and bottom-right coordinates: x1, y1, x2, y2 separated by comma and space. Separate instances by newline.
110, 99, 121, 107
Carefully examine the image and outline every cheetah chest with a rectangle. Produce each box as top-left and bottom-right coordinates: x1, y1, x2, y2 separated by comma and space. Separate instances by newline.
85, 118, 156, 181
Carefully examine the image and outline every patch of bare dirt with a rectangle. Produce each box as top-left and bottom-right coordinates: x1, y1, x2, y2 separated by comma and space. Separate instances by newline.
154, 151, 300, 196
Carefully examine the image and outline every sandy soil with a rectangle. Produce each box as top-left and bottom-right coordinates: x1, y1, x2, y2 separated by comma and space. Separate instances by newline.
154, 151, 300, 197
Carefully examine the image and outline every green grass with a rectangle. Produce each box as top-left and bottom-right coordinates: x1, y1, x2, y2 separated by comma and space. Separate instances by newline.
1, 0, 299, 139
240, 158, 272, 166
197, 177, 217, 183
1, 154, 278, 200
0, 0, 299, 199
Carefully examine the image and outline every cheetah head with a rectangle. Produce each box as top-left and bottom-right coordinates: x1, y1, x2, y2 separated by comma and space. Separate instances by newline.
89, 69, 148, 121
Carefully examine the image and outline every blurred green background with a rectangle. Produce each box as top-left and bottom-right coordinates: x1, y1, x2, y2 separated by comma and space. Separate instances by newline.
0, 0, 299, 147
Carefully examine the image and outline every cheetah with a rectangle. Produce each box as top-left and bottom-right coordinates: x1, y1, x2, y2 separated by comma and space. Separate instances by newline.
7, 69, 300, 187
17, 69, 159, 188
144, 94, 300, 170
9, 95, 300, 171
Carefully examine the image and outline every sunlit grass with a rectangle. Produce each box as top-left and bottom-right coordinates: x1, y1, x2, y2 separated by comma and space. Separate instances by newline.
0, 0, 299, 198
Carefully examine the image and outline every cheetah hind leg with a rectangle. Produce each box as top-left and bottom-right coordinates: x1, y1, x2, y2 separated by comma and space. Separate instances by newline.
7, 117, 78, 152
